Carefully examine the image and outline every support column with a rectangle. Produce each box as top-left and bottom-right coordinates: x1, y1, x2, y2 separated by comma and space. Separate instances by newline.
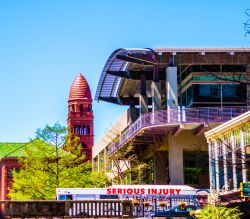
139, 96, 148, 115
127, 105, 137, 125
240, 129, 247, 182
166, 67, 178, 110
152, 64, 161, 112
222, 139, 229, 191
208, 142, 213, 191
151, 82, 161, 112
214, 141, 220, 192
168, 143, 183, 185
231, 133, 238, 190
139, 73, 148, 116
154, 151, 168, 185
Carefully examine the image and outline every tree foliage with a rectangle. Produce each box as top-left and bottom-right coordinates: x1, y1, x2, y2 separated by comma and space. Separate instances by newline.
110, 143, 149, 184
9, 123, 110, 200
244, 9, 250, 36
197, 205, 243, 219
103, 122, 150, 185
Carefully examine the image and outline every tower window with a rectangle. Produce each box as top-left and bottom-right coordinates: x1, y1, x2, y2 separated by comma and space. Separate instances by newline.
78, 125, 82, 135
74, 126, 81, 135
81, 143, 87, 149
84, 126, 88, 135
8, 169, 13, 179
80, 104, 83, 112
88, 104, 92, 112
70, 105, 74, 112
83, 126, 86, 135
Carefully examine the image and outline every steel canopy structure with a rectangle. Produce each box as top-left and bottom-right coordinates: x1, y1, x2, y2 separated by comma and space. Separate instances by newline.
95, 48, 164, 105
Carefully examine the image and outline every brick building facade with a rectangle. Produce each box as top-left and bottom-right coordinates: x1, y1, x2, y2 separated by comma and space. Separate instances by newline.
0, 143, 25, 200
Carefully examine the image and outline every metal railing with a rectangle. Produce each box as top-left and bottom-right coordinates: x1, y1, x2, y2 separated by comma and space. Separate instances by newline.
131, 196, 200, 218
108, 107, 249, 155
0, 196, 204, 218
0, 200, 133, 218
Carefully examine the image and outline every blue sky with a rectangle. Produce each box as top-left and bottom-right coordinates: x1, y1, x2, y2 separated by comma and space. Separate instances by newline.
0, 0, 249, 143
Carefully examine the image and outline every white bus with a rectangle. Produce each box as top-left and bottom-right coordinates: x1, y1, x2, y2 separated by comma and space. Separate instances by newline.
56, 185, 202, 201
56, 185, 209, 217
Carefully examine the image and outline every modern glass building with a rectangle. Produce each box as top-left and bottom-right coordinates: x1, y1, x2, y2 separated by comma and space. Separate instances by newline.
178, 64, 247, 108
93, 48, 250, 188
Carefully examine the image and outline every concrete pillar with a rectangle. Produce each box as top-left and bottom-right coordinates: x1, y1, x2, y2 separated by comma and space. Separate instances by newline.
168, 144, 184, 185
139, 73, 148, 116
222, 139, 229, 191
139, 95, 148, 116
240, 129, 247, 182
151, 81, 161, 112
154, 151, 168, 185
127, 106, 137, 125
231, 133, 238, 190
208, 142, 213, 191
214, 141, 220, 192
166, 67, 178, 110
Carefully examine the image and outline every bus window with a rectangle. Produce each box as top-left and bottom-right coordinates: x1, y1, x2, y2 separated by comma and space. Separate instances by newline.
59, 195, 73, 200
76, 194, 95, 200
99, 195, 119, 200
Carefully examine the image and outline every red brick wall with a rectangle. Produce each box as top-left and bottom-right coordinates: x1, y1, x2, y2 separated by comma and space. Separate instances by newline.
0, 158, 20, 200
68, 99, 94, 161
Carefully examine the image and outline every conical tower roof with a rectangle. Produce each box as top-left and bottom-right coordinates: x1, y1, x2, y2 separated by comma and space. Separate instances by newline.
69, 73, 92, 101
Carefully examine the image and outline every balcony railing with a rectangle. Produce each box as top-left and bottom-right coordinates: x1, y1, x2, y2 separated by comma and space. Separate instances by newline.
108, 107, 249, 155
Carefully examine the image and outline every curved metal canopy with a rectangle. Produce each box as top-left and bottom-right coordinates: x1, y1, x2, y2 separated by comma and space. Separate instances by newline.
95, 48, 157, 104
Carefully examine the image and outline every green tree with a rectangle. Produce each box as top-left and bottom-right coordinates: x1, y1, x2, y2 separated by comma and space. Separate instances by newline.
110, 143, 149, 184
9, 123, 109, 200
197, 205, 243, 219
103, 124, 150, 184
244, 9, 250, 36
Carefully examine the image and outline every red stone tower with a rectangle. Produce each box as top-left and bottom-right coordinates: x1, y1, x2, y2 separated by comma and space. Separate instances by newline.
68, 73, 93, 161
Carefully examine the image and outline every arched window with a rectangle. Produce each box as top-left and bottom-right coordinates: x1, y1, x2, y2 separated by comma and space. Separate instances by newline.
82, 126, 85, 135
81, 143, 87, 149
88, 104, 92, 112
87, 125, 90, 135
74, 126, 77, 134
70, 104, 75, 112
84, 126, 88, 135
80, 104, 83, 112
